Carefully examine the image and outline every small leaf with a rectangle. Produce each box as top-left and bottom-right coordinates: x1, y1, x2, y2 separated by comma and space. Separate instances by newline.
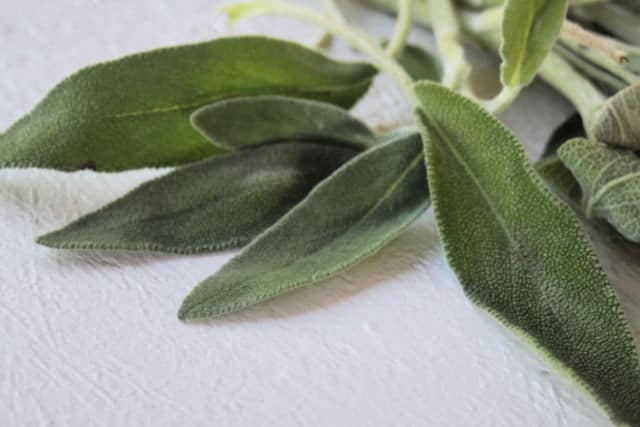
558, 138, 640, 243
37, 143, 358, 253
593, 83, 640, 150
191, 96, 375, 150
0, 36, 376, 172
541, 113, 585, 159
383, 41, 442, 82
535, 155, 582, 206
178, 132, 430, 320
414, 81, 640, 425
500, 0, 568, 88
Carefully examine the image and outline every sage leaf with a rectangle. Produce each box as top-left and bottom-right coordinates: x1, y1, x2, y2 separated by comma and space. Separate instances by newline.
191, 96, 374, 150
0, 36, 376, 172
593, 83, 640, 150
37, 143, 358, 253
558, 138, 640, 243
387, 41, 442, 82
500, 0, 568, 88
535, 156, 582, 206
414, 82, 640, 425
178, 132, 430, 320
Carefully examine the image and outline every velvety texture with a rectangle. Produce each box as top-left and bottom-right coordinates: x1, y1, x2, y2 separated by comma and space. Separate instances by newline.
191, 96, 375, 150
178, 131, 430, 320
594, 83, 640, 150
559, 138, 640, 243
415, 81, 640, 425
0, 36, 376, 171
37, 142, 358, 253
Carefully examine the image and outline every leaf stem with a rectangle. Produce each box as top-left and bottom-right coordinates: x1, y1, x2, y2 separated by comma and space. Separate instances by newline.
461, 7, 607, 136
223, 1, 417, 104
429, 0, 472, 91
385, 0, 412, 57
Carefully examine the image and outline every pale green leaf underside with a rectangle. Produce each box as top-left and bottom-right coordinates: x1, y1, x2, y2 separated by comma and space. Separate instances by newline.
0, 36, 375, 172
500, 0, 567, 88
415, 81, 640, 425
559, 138, 640, 243
191, 96, 375, 150
594, 83, 640, 150
178, 132, 430, 320
37, 143, 358, 253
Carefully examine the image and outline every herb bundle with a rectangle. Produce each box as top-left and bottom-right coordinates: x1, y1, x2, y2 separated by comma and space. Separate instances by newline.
2, 0, 640, 424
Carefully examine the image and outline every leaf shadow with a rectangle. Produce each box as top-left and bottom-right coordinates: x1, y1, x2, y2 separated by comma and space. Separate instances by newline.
195, 214, 443, 326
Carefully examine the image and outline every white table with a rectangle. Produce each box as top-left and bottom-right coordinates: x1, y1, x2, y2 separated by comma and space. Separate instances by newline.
2, 1, 638, 426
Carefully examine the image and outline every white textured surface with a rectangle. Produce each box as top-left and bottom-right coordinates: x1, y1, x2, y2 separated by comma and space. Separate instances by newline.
2, 2, 639, 426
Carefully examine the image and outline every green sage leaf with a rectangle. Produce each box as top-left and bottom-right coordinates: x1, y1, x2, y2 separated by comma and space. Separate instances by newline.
178, 132, 430, 320
414, 81, 640, 425
593, 83, 640, 150
558, 138, 640, 243
385, 41, 442, 82
191, 96, 374, 150
37, 143, 358, 253
0, 36, 376, 172
500, 0, 568, 88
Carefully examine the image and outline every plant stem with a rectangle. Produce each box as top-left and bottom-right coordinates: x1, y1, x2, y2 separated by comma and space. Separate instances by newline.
571, 3, 640, 44
463, 8, 607, 136
560, 20, 640, 85
223, 1, 417, 104
429, 0, 472, 91
386, 0, 412, 57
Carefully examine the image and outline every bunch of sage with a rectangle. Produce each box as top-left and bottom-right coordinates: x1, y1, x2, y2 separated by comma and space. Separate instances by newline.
2, 0, 640, 424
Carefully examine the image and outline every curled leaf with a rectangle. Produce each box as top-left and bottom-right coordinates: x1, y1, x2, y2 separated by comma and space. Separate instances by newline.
178, 132, 430, 320
191, 96, 374, 150
559, 137, 640, 242
593, 83, 640, 150
0, 36, 376, 171
37, 143, 358, 253
415, 81, 640, 425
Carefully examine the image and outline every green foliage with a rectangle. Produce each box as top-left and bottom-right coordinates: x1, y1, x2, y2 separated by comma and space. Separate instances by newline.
0, 36, 376, 171
414, 81, 640, 425
178, 132, 430, 320
593, 83, 640, 150
500, 0, 568, 88
394, 43, 443, 82
559, 138, 640, 243
37, 143, 358, 253
191, 96, 375, 150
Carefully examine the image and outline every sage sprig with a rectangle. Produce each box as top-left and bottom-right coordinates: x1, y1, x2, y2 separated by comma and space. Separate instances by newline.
4, 0, 640, 424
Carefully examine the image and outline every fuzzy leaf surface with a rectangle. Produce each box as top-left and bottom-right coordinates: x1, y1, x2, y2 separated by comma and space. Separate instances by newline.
178, 132, 430, 320
415, 81, 640, 425
37, 143, 358, 253
191, 96, 374, 150
0, 36, 375, 171
559, 137, 640, 242
594, 83, 640, 150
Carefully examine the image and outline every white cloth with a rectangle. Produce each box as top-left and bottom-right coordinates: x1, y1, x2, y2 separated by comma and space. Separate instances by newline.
2, 1, 637, 426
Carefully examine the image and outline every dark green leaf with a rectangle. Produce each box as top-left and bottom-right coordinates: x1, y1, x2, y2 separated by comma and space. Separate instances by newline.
178, 132, 430, 320
37, 143, 358, 253
191, 96, 374, 150
541, 113, 585, 159
0, 36, 376, 172
414, 81, 640, 425
500, 0, 568, 88
558, 138, 640, 243
383, 41, 442, 82
593, 83, 640, 150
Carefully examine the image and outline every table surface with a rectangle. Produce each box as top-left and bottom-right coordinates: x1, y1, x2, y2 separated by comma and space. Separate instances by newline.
2, 1, 639, 426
